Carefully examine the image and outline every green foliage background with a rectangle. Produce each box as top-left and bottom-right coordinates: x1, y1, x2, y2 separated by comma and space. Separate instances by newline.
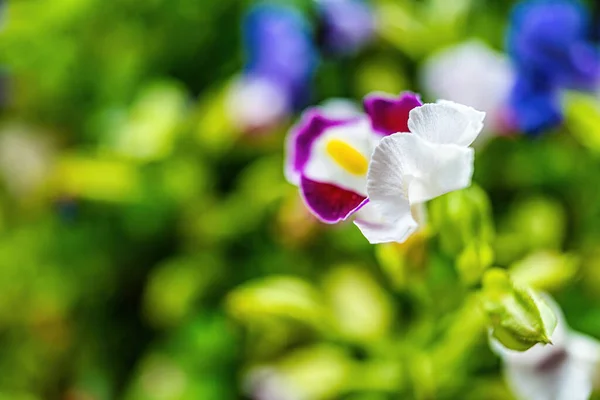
2, 0, 600, 399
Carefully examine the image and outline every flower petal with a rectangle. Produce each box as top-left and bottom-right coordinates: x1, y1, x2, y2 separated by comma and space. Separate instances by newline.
567, 332, 600, 365
319, 0, 375, 55
303, 118, 379, 195
364, 92, 423, 135
505, 334, 596, 400
285, 109, 353, 184
407, 102, 485, 146
367, 133, 474, 207
353, 202, 418, 244
300, 176, 367, 223
504, 352, 594, 400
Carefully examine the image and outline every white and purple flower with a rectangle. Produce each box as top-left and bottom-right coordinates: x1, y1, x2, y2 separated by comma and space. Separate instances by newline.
285, 92, 485, 244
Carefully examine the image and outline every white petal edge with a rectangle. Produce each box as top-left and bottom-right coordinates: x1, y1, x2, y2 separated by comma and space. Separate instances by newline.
407, 102, 485, 147
353, 201, 418, 244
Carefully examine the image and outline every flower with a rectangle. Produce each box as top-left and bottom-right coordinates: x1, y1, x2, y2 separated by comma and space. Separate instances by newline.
491, 295, 600, 400
227, 76, 291, 133
285, 92, 485, 244
317, 0, 375, 55
509, 75, 562, 135
507, 0, 600, 134
420, 40, 515, 138
362, 101, 485, 243
285, 92, 421, 224
229, 3, 318, 132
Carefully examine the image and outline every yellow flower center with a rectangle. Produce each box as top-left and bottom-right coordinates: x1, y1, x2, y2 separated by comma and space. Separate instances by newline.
326, 139, 369, 175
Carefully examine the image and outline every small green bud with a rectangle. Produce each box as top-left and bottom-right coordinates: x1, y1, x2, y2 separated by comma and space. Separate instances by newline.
481, 268, 557, 351
429, 185, 494, 257
456, 240, 494, 285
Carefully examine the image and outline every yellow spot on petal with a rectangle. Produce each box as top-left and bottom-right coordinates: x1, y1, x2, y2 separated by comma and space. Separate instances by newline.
326, 139, 369, 175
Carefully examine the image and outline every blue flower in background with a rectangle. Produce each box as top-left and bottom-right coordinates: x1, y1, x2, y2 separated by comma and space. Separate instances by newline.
509, 75, 562, 134
243, 3, 318, 110
507, 0, 600, 135
318, 0, 375, 55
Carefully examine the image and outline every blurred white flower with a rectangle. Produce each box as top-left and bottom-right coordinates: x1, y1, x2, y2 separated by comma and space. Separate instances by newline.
244, 367, 301, 400
0, 125, 55, 198
227, 75, 291, 133
491, 296, 600, 400
420, 40, 514, 139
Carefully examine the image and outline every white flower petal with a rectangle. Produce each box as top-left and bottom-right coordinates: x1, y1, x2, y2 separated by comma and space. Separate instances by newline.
505, 355, 594, 400
567, 332, 600, 365
353, 201, 418, 244
367, 133, 474, 207
407, 102, 485, 147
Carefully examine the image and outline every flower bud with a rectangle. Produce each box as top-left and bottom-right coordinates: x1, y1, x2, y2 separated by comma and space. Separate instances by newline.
429, 185, 494, 258
374, 230, 429, 290
456, 240, 494, 286
480, 268, 557, 351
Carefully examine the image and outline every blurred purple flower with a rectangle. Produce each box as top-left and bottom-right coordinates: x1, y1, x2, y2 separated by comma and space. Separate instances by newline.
318, 0, 375, 55
509, 74, 562, 135
507, 0, 600, 135
243, 3, 318, 110
229, 3, 318, 133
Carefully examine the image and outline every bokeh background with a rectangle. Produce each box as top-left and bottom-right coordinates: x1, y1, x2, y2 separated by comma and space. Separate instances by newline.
3, 0, 600, 399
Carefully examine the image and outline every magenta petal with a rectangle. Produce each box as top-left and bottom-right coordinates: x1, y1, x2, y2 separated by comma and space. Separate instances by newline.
300, 176, 367, 223
286, 110, 357, 181
364, 92, 423, 135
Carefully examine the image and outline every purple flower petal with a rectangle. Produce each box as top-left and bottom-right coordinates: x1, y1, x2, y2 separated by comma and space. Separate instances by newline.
285, 109, 356, 182
364, 92, 423, 135
319, 0, 375, 55
300, 176, 367, 223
